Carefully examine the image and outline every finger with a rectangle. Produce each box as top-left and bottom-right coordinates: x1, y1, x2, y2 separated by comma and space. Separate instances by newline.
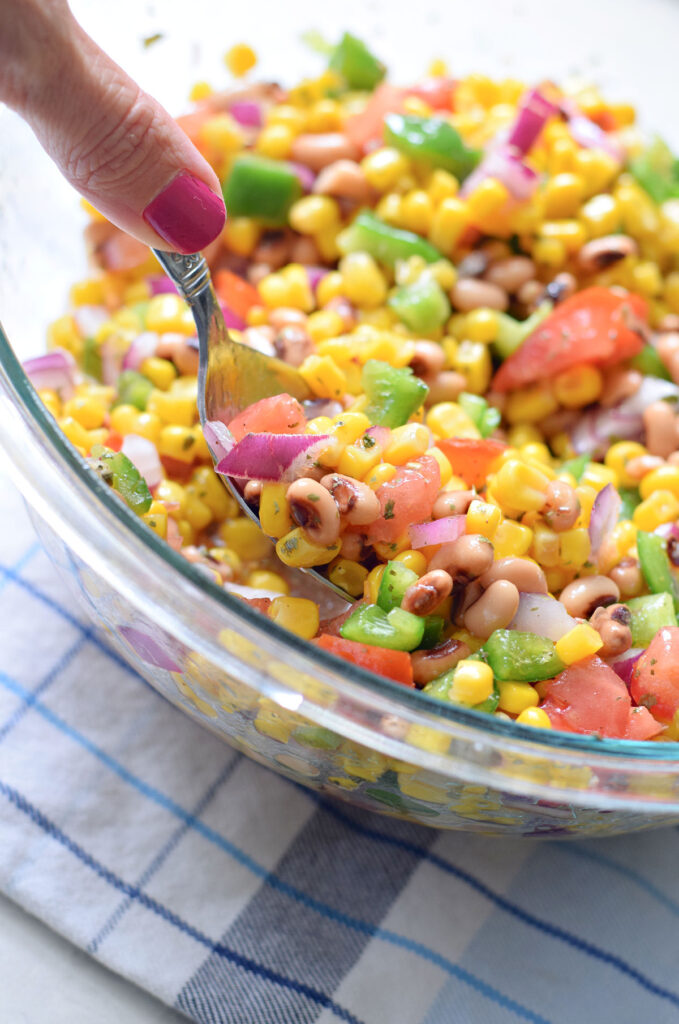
7, 2, 225, 254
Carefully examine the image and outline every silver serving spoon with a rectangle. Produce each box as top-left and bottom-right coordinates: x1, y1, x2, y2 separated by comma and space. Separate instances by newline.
153, 250, 350, 600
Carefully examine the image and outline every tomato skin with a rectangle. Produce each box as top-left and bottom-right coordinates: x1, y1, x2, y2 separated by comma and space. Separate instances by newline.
214, 270, 262, 321
316, 633, 414, 686
345, 83, 407, 151
367, 454, 440, 544
624, 706, 665, 740
540, 656, 631, 737
492, 288, 647, 392
435, 437, 507, 489
407, 77, 456, 111
630, 626, 679, 722
228, 395, 306, 442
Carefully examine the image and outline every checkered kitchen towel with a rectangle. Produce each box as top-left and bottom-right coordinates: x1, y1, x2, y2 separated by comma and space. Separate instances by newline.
2, 470, 679, 1024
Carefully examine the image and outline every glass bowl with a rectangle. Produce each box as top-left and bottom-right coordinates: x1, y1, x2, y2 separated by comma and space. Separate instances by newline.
3, 0, 679, 838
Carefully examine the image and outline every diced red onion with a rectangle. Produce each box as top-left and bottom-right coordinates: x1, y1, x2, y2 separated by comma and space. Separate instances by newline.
561, 100, 625, 163
655, 522, 679, 542
306, 266, 330, 292
228, 100, 263, 127
121, 433, 163, 489
303, 398, 344, 420
409, 515, 466, 549
122, 331, 159, 371
570, 378, 679, 455
148, 275, 179, 296
120, 625, 182, 672
589, 483, 622, 562
619, 376, 679, 416
216, 432, 329, 482
73, 305, 109, 337
23, 349, 76, 399
460, 146, 539, 201
509, 592, 577, 641
365, 425, 391, 448
507, 88, 558, 155
203, 419, 235, 463
288, 161, 316, 192
610, 647, 644, 687
219, 301, 247, 331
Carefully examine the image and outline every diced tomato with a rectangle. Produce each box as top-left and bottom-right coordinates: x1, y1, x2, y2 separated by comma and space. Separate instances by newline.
492, 288, 647, 393
315, 633, 414, 687
624, 706, 665, 740
539, 656, 631, 738
214, 270, 262, 321
345, 83, 407, 152
435, 437, 507, 489
104, 429, 123, 452
589, 110, 617, 132
227, 394, 306, 442
407, 77, 457, 111
159, 454, 195, 482
630, 626, 679, 722
367, 454, 441, 544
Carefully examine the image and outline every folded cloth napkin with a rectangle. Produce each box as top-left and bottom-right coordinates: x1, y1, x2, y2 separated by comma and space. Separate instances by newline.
2, 470, 679, 1024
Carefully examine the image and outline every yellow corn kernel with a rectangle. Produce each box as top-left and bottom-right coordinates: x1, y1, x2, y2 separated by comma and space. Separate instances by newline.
640, 465, 679, 500
428, 197, 469, 253
139, 357, 176, 392
449, 660, 494, 706
383, 423, 430, 465
142, 506, 167, 539
492, 520, 534, 558
305, 415, 334, 436
289, 194, 340, 235
553, 365, 603, 409
451, 340, 491, 395
38, 388, 61, 418
86, 428, 108, 448
531, 521, 561, 567
634, 490, 679, 532
331, 412, 372, 446
210, 547, 242, 575
604, 441, 647, 488
631, 261, 663, 298
299, 355, 347, 399
466, 499, 502, 540
317, 271, 345, 306
189, 80, 213, 102
148, 390, 195, 427
254, 701, 294, 743
361, 147, 410, 192
579, 193, 621, 237
62, 395, 106, 430
375, 193, 406, 227
259, 482, 294, 539
539, 219, 587, 253
559, 527, 591, 568
665, 272, 679, 314
498, 681, 539, 715
47, 313, 82, 357
394, 549, 428, 576
155, 480, 186, 519
427, 260, 457, 292
373, 532, 412, 560
493, 459, 551, 514
424, 446, 453, 487
221, 518, 273, 561
464, 308, 498, 344
60, 416, 91, 450
222, 216, 260, 256
305, 310, 344, 345
127, 411, 160, 445
108, 404, 140, 438
504, 382, 558, 424
574, 484, 597, 529
532, 236, 566, 267
542, 173, 585, 219
246, 305, 269, 327
176, 519, 194, 545
259, 273, 303, 311
507, 424, 543, 449
401, 190, 434, 235
426, 401, 480, 440
611, 519, 638, 557
224, 42, 257, 77
555, 623, 604, 665
183, 491, 213, 531
339, 253, 388, 308
276, 527, 341, 568
190, 466, 236, 519
576, 149, 619, 197
328, 558, 369, 598
247, 571, 289, 594
158, 425, 200, 463
427, 169, 459, 206
465, 178, 510, 221
580, 462, 618, 492
146, 294, 192, 336
337, 441, 382, 479
364, 564, 386, 604
516, 707, 552, 729
70, 278, 107, 306
268, 596, 319, 639
364, 463, 397, 489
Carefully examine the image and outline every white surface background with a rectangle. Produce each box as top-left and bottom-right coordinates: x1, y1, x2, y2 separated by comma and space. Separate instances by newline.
3, 0, 679, 1019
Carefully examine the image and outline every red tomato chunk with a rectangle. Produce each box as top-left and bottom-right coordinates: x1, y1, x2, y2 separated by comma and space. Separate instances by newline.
630, 626, 679, 723
315, 634, 414, 686
228, 394, 306, 442
366, 454, 440, 543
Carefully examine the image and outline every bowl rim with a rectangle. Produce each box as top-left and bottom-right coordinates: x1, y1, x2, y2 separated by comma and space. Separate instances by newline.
4, 327, 679, 772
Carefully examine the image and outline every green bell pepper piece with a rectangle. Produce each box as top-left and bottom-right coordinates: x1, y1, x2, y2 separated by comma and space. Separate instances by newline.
115, 370, 153, 411
492, 302, 552, 360
337, 210, 442, 267
420, 615, 445, 649
384, 114, 481, 180
222, 154, 302, 226
423, 667, 499, 713
626, 593, 678, 647
362, 359, 428, 428
90, 446, 152, 516
458, 392, 501, 439
340, 604, 425, 651
618, 486, 641, 521
388, 277, 450, 334
377, 561, 419, 612
82, 337, 102, 382
329, 32, 386, 91
636, 530, 679, 612
559, 451, 591, 483
629, 136, 679, 204
483, 629, 564, 682
629, 349, 671, 381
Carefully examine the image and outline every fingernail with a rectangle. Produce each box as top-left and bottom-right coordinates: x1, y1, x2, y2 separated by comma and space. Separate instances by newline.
143, 171, 226, 254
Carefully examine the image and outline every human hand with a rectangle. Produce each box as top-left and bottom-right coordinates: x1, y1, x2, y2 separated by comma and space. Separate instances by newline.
1, 0, 226, 254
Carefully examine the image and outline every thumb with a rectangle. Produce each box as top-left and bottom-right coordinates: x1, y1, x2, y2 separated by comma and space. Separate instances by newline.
5, 1, 225, 254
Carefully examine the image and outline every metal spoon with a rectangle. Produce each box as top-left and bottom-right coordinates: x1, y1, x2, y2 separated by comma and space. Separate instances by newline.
153, 250, 350, 599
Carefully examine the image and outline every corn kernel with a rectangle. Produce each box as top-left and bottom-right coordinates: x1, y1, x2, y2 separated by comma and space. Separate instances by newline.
393, 549, 428, 576
427, 169, 459, 206
247, 571, 289, 594
428, 197, 469, 253
507, 424, 543, 449
464, 308, 498, 344
631, 261, 663, 298
541, 172, 585, 219
504, 382, 558, 424
361, 148, 410, 192
38, 388, 61, 418
559, 527, 591, 568
365, 463, 397, 489
142, 507, 167, 539
466, 178, 509, 221
328, 558, 369, 598
331, 412, 372, 446
210, 547, 242, 575
493, 459, 551, 513
176, 519, 195, 545
221, 518, 272, 561
574, 484, 597, 529
60, 416, 91, 450
223, 216, 260, 256
257, 482, 293, 539
183, 491, 213, 531
466, 499, 502, 540
317, 271, 345, 306
553, 365, 603, 408
449, 660, 494, 706
539, 219, 587, 253
148, 390, 195, 427
298, 355, 347, 400
146, 294, 193, 336
492, 520, 533, 558
139, 357, 177, 392
577, 149, 619, 196
426, 401, 480, 440
47, 314, 82, 356
158, 425, 200, 463
640, 465, 679, 500
224, 42, 257, 77
580, 462, 618, 492
276, 527, 341, 567
190, 466, 236, 518
634, 490, 679, 531
498, 681, 539, 714
268, 596, 319, 639
516, 707, 552, 729
62, 395, 106, 430
376, 193, 406, 227
531, 521, 561, 567
401, 190, 434, 234
306, 310, 344, 344
425, 446, 453, 486
533, 238, 567, 269
555, 623, 604, 664
289, 194, 340, 234
364, 564, 386, 603
337, 441, 382, 479
383, 423, 430, 465
339, 253, 388, 308
604, 441, 647, 488
452, 340, 492, 394
579, 193, 621, 237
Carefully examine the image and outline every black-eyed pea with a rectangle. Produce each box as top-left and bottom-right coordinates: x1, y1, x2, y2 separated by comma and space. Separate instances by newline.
432, 489, 476, 519
559, 575, 620, 618
644, 401, 677, 458
450, 278, 509, 312
320, 473, 381, 526
411, 637, 471, 686
541, 479, 580, 532
484, 256, 536, 293
286, 477, 340, 546
429, 533, 494, 580
401, 570, 453, 616
479, 556, 548, 594
589, 604, 633, 659
463, 580, 520, 640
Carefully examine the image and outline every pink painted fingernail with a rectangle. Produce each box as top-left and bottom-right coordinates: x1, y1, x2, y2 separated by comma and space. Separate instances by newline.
143, 171, 226, 254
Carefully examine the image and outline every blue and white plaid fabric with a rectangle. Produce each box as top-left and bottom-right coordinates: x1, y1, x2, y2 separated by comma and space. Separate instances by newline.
2, 470, 679, 1024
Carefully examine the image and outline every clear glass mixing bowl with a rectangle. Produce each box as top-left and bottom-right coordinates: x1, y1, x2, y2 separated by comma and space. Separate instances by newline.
3, 0, 679, 838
